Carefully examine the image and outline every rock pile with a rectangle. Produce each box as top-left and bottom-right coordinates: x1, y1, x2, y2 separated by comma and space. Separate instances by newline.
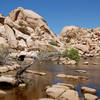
39, 83, 99, 100
60, 25, 100, 56
0, 7, 64, 58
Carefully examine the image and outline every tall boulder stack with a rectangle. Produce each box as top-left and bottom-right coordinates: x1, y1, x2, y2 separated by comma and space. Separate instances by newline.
0, 7, 63, 53
60, 25, 100, 56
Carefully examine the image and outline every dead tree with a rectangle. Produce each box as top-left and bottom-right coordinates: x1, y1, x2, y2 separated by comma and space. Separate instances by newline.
15, 51, 61, 86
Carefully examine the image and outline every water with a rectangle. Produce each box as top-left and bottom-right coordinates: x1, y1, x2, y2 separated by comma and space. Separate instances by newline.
1, 57, 100, 100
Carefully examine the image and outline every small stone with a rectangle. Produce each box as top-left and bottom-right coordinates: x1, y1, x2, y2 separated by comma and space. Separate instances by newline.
83, 62, 89, 65
52, 84, 70, 90
56, 74, 88, 80
18, 83, 26, 88
81, 87, 97, 94
0, 76, 16, 85
56, 74, 67, 78
84, 93, 98, 100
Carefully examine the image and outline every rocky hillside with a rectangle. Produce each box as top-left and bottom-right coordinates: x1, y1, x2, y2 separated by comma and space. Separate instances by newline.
0, 7, 64, 57
60, 25, 100, 56
0, 7, 100, 58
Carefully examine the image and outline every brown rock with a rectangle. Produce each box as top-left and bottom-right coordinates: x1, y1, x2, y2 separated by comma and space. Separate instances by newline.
4, 25, 17, 48
81, 87, 97, 94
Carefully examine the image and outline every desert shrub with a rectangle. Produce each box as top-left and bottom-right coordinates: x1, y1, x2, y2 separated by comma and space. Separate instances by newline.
49, 41, 60, 47
66, 39, 70, 43
62, 48, 80, 61
0, 47, 9, 65
61, 49, 69, 57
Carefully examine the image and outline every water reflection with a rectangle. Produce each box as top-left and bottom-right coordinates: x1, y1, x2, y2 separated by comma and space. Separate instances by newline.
0, 57, 100, 99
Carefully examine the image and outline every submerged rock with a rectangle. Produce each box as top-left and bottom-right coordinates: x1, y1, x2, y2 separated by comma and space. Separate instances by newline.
46, 83, 80, 100
46, 87, 66, 98
18, 83, 26, 88
76, 70, 87, 73
0, 75, 16, 85
26, 70, 46, 76
56, 74, 88, 80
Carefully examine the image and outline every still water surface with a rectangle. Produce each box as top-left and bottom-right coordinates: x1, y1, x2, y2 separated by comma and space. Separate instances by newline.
1, 57, 100, 100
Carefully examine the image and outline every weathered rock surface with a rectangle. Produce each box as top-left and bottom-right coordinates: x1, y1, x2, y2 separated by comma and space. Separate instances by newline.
0, 75, 16, 85
84, 93, 98, 100
46, 83, 79, 100
81, 87, 97, 94
0, 90, 7, 97
56, 74, 88, 80
46, 87, 65, 98
56, 83, 75, 90
60, 25, 100, 56
60, 90, 80, 100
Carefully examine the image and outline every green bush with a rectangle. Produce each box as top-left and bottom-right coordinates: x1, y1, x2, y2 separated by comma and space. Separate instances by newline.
49, 41, 60, 47
66, 39, 70, 43
62, 48, 80, 61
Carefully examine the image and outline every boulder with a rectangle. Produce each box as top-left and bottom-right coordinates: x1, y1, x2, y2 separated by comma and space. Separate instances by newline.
60, 90, 80, 100
18, 39, 27, 50
46, 87, 65, 98
0, 75, 16, 85
67, 60, 76, 65
75, 44, 89, 53
84, 93, 98, 100
0, 14, 5, 24
61, 25, 79, 34
14, 28, 30, 40
81, 87, 97, 94
26, 37, 34, 48
56, 74, 88, 80
0, 67, 9, 73
4, 25, 17, 48
7, 65, 17, 71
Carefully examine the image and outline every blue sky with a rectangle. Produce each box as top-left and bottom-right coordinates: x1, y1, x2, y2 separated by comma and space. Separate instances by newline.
0, 0, 100, 34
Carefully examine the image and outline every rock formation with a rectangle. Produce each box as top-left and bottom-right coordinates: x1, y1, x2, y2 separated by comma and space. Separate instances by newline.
0, 7, 64, 58
60, 25, 100, 56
